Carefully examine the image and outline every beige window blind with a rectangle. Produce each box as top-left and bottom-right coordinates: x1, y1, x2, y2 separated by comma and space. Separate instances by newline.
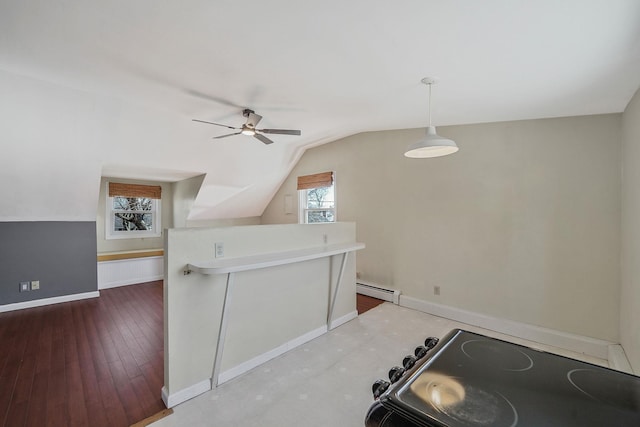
108, 182, 162, 199
297, 172, 333, 190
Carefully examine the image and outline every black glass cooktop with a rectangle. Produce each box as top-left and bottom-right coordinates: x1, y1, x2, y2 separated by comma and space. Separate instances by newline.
380, 329, 640, 426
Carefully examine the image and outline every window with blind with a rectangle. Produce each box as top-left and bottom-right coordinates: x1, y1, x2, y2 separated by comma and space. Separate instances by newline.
297, 171, 336, 224
106, 182, 162, 239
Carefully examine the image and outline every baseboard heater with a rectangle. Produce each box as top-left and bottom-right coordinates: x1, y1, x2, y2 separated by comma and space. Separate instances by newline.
356, 280, 401, 305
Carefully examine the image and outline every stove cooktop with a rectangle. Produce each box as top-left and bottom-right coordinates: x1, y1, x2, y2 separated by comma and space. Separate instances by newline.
368, 329, 640, 427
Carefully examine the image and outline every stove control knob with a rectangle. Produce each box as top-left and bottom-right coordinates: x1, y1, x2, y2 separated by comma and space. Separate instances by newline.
372, 379, 390, 399
388, 366, 406, 383
414, 345, 428, 359
424, 337, 439, 349
403, 355, 417, 370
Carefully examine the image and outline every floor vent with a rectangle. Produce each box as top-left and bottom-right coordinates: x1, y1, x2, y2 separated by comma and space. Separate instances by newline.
356, 280, 400, 304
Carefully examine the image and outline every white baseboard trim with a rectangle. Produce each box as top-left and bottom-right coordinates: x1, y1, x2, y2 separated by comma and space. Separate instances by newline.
162, 379, 211, 408
0, 291, 100, 313
608, 345, 634, 374
330, 310, 358, 330
399, 295, 613, 360
217, 325, 328, 385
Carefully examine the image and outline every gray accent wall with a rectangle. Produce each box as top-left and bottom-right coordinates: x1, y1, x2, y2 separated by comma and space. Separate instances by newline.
0, 221, 97, 305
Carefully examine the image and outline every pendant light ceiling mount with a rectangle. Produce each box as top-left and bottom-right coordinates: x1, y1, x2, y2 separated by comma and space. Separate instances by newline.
420, 76, 436, 86
404, 77, 459, 159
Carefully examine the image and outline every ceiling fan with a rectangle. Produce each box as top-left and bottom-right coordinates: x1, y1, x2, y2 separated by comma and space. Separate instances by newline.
193, 109, 301, 145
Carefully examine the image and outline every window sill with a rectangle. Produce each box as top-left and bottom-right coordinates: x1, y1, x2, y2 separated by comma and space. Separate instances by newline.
97, 249, 164, 262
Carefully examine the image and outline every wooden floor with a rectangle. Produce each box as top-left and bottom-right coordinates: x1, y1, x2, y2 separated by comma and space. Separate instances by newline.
0, 283, 383, 427
357, 293, 385, 314
0, 281, 165, 427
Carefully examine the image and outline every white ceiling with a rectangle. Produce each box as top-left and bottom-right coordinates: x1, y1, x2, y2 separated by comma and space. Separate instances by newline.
1, 1, 639, 221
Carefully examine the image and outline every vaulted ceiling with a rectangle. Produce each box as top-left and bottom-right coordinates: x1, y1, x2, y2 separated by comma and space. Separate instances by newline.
1, 1, 639, 221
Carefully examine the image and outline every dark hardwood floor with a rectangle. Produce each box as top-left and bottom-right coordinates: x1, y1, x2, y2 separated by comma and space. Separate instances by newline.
357, 293, 385, 314
0, 281, 165, 427
0, 283, 383, 426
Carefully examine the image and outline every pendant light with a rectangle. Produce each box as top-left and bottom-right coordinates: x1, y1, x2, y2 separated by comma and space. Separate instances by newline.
404, 77, 458, 158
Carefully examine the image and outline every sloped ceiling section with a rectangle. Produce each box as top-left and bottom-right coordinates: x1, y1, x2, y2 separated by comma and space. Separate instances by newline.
1, 1, 639, 221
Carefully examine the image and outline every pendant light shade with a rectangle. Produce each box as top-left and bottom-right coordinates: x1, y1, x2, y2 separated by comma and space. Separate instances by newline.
404, 126, 458, 158
404, 78, 458, 158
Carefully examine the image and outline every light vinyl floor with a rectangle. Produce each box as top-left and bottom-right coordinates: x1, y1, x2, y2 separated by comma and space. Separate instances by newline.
152, 302, 607, 427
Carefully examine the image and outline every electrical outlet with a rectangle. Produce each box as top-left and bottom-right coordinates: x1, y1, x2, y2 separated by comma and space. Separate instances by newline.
323, 234, 328, 244
215, 242, 224, 258
434, 285, 441, 296
19, 281, 30, 292
31, 280, 40, 290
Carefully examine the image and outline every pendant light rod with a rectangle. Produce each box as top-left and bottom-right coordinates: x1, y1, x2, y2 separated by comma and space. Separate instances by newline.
421, 77, 435, 127
404, 77, 459, 159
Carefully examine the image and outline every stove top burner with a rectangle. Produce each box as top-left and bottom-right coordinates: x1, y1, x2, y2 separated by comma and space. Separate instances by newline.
567, 368, 640, 409
367, 329, 640, 427
461, 339, 533, 372
409, 373, 518, 427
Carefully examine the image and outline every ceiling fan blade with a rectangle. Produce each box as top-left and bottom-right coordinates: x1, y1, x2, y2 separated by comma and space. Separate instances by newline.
185, 90, 244, 109
213, 131, 243, 139
246, 112, 263, 128
254, 134, 274, 145
258, 128, 302, 136
193, 119, 239, 130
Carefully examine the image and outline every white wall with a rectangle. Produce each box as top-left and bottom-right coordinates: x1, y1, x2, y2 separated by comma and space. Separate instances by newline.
621, 87, 640, 372
0, 68, 280, 224
172, 174, 262, 228
172, 174, 206, 229
163, 222, 358, 404
262, 114, 622, 342
0, 70, 103, 221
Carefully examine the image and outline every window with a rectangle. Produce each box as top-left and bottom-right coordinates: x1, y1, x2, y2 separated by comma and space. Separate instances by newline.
106, 182, 162, 239
297, 171, 336, 224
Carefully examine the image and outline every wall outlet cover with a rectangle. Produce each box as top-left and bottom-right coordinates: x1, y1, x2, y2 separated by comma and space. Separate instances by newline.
215, 242, 224, 258
20, 281, 30, 292
31, 280, 40, 290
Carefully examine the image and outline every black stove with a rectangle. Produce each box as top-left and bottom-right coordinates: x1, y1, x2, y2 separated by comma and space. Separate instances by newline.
365, 329, 640, 426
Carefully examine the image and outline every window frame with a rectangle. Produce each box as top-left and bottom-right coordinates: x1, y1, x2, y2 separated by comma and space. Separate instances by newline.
298, 172, 336, 224
105, 182, 162, 240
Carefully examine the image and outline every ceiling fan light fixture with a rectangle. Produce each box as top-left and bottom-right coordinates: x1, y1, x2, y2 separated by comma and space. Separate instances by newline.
405, 77, 458, 159
241, 128, 256, 136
